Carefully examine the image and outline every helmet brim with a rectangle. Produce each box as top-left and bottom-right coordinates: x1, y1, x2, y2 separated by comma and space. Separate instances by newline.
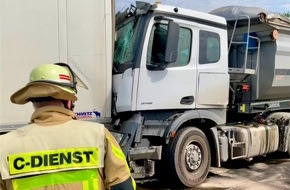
10, 82, 77, 104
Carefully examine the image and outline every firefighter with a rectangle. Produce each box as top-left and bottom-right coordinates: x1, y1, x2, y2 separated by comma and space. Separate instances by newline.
0, 63, 136, 190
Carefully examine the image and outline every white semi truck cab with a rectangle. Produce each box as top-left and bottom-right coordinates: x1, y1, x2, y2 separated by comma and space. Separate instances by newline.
110, 2, 290, 188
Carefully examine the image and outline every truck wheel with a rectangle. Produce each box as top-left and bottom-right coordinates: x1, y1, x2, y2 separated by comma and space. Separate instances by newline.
267, 112, 290, 155
164, 127, 211, 188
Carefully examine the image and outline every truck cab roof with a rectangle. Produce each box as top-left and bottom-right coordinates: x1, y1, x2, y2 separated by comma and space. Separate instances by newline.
152, 3, 227, 26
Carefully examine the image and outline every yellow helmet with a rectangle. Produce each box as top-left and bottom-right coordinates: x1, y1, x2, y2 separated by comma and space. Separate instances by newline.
29, 63, 77, 94
11, 63, 78, 104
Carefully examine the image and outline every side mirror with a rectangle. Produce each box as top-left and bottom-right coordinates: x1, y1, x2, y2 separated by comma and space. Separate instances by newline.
164, 21, 180, 63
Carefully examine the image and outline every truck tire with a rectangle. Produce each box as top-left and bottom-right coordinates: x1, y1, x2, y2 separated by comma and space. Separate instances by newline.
266, 112, 290, 155
163, 127, 211, 188
266, 112, 290, 124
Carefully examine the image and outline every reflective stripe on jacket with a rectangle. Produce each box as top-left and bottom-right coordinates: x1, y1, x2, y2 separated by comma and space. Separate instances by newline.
0, 106, 136, 190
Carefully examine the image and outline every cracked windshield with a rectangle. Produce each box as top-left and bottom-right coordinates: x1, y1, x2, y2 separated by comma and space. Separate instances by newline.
114, 19, 140, 69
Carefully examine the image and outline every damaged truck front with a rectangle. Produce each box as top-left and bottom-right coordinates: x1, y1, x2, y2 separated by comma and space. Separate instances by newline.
111, 2, 290, 188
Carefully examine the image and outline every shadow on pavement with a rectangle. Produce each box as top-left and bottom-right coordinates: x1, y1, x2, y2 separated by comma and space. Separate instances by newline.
137, 152, 290, 190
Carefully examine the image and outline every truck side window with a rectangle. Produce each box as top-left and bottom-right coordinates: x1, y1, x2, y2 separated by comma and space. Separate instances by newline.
147, 23, 191, 68
148, 23, 167, 65
199, 30, 220, 64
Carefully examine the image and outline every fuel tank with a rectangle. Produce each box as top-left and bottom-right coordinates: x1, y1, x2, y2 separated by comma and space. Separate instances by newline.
218, 122, 279, 160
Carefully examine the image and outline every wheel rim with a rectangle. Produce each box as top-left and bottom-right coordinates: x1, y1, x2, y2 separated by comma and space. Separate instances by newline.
185, 143, 202, 171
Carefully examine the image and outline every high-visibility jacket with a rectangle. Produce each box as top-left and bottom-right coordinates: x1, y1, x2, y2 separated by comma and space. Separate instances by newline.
0, 106, 136, 190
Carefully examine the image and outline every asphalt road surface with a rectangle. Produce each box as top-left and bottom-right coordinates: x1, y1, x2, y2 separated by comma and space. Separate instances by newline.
137, 153, 290, 190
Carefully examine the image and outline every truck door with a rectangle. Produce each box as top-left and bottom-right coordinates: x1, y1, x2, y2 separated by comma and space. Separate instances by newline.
136, 18, 197, 111
195, 28, 229, 108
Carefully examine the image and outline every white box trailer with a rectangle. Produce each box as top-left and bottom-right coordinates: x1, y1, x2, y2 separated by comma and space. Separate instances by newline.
0, 0, 114, 132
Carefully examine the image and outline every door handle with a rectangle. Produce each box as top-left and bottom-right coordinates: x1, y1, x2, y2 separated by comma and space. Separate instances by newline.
180, 96, 194, 105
